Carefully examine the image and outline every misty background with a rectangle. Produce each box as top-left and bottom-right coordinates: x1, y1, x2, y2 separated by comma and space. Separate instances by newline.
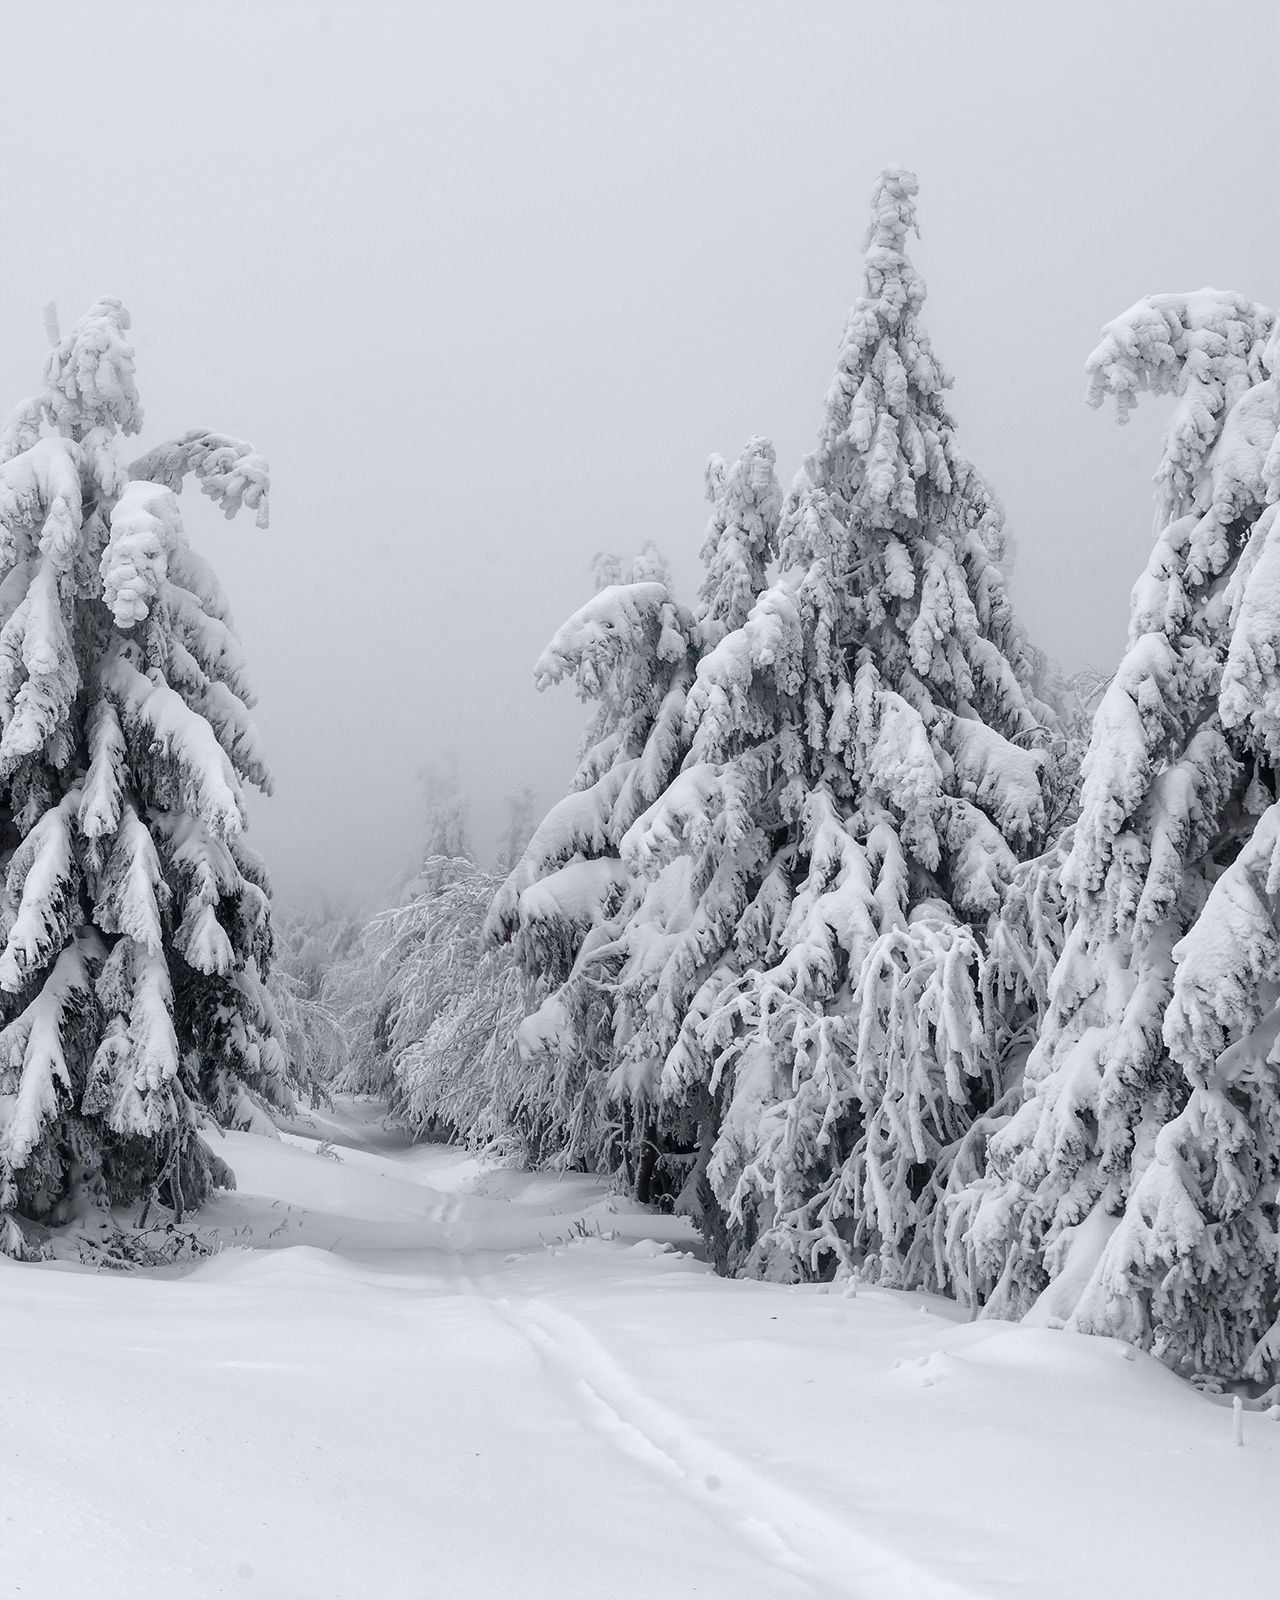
1, 0, 1276, 903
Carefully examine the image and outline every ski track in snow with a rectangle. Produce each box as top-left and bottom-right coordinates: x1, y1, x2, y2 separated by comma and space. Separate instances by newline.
458, 1254, 979, 1600
9, 1101, 1276, 1600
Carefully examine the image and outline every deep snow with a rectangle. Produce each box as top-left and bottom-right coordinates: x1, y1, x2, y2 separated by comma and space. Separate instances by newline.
1, 1098, 1275, 1600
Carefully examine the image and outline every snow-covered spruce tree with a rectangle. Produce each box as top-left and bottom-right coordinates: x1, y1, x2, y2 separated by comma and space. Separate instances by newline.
366, 859, 535, 1154
495, 785, 538, 875
329, 754, 474, 1102
268, 897, 361, 1108
0, 299, 290, 1254
942, 666, 1108, 1283
486, 546, 701, 1181
268, 965, 344, 1111
605, 439, 784, 1227
636, 169, 1054, 1284
331, 759, 536, 1150
969, 293, 1279, 1383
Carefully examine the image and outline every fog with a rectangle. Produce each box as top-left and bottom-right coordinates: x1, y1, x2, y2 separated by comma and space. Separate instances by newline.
1, 0, 1275, 902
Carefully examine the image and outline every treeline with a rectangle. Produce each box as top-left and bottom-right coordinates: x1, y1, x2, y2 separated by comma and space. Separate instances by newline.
2, 170, 1275, 1389
291, 170, 1279, 1389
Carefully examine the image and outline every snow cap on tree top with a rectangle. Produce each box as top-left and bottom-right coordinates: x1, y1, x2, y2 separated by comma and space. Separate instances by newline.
808, 166, 952, 512
862, 165, 920, 258
42, 298, 143, 440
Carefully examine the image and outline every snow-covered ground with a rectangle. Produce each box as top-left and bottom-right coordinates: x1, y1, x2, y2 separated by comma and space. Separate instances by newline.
2, 1099, 1274, 1600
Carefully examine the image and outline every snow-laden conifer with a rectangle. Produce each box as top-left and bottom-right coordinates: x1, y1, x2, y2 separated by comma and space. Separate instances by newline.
495, 785, 538, 875
359, 860, 534, 1155
268, 898, 360, 1108
328, 754, 475, 1102
486, 546, 701, 1177
332, 768, 539, 1155
969, 292, 1279, 1382
598, 440, 784, 1221
0, 300, 288, 1253
633, 170, 1053, 1283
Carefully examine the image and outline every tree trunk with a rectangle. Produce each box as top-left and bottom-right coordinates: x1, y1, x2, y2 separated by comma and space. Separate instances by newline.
635, 1118, 659, 1205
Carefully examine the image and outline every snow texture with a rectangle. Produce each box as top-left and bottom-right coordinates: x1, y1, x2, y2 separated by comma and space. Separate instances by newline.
3, 1097, 1273, 1600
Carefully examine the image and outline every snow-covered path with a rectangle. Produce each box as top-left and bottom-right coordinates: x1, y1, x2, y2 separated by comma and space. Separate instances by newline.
2, 1100, 1275, 1600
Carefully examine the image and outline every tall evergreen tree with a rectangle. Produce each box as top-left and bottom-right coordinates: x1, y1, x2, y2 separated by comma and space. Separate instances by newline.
608, 439, 784, 1221
486, 546, 700, 1176
969, 293, 1279, 1382
0, 299, 289, 1254
635, 169, 1054, 1282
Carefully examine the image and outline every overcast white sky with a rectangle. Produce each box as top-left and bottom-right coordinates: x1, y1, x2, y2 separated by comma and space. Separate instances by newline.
1, 0, 1276, 902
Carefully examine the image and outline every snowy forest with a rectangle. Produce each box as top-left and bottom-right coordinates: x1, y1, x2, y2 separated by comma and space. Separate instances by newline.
2, 4, 1277, 1597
